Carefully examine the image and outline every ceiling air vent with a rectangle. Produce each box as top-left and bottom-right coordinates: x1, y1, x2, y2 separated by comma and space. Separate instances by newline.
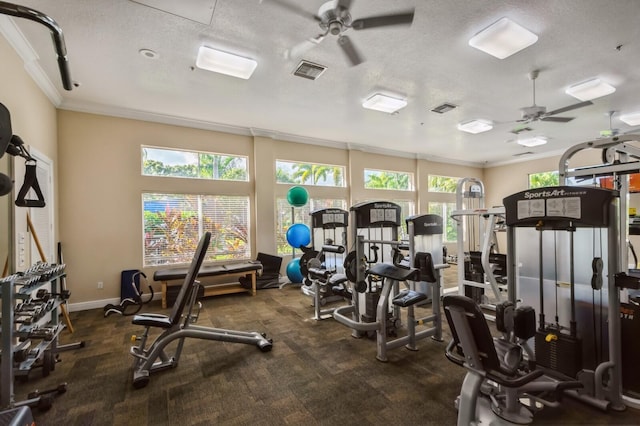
430, 103, 457, 114
293, 60, 327, 80
513, 151, 534, 157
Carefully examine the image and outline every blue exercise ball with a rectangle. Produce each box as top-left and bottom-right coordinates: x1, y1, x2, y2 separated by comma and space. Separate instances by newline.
286, 258, 303, 283
287, 186, 309, 207
286, 223, 311, 249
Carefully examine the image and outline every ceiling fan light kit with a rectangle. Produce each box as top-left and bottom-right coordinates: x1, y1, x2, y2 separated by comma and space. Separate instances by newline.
619, 112, 640, 126
457, 119, 493, 134
362, 94, 407, 114
517, 136, 547, 147
468, 17, 538, 59
195, 46, 257, 80
565, 78, 616, 101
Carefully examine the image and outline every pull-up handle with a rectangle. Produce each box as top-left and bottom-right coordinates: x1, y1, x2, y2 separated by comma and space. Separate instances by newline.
15, 161, 45, 208
0, 1, 73, 90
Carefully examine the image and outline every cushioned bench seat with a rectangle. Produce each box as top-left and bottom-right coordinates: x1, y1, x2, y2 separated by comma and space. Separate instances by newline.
154, 262, 262, 308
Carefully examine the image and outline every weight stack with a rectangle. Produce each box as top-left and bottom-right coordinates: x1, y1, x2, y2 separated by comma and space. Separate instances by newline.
362, 292, 380, 323
535, 329, 582, 378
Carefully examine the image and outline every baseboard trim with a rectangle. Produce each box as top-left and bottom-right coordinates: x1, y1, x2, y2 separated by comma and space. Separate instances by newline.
67, 292, 163, 313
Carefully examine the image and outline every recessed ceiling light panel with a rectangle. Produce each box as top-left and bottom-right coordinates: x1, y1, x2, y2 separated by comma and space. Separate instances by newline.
619, 111, 640, 126
565, 78, 616, 101
457, 119, 493, 134
362, 94, 408, 114
195, 46, 257, 80
468, 17, 538, 59
517, 136, 547, 147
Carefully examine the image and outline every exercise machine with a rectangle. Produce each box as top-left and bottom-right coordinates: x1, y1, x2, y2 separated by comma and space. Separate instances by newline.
451, 178, 509, 309
558, 133, 640, 408
503, 185, 625, 412
333, 203, 444, 361
333, 201, 404, 340
300, 208, 349, 320
129, 232, 272, 389
444, 294, 581, 425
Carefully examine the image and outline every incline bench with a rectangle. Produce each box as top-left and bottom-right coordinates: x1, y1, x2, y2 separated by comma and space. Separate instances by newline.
154, 262, 262, 308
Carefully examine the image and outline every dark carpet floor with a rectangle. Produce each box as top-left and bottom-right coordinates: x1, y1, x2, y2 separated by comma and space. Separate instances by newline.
13, 284, 640, 426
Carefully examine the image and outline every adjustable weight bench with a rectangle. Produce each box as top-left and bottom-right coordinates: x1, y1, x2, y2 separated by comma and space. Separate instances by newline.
129, 232, 273, 389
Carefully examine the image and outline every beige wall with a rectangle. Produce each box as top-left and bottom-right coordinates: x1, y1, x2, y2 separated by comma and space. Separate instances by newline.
1, 34, 58, 273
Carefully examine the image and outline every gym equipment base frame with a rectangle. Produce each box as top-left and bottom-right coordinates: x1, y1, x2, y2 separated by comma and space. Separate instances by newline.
129, 233, 272, 389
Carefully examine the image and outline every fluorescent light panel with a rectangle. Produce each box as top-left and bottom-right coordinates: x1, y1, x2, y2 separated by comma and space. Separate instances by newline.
518, 136, 547, 147
196, 46, 257, 79
362, 94, 407, 113
565, 78, 615, 101
457, 119, 493, 134
469, 17, 538, 59
620, 111, 640, 126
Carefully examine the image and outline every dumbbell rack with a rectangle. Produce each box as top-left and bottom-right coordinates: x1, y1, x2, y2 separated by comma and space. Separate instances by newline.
1, 263, 67, 409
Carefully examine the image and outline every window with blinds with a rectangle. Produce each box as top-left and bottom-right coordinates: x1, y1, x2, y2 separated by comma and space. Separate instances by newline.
142, 193, 250, 266
428, 202, 457, 243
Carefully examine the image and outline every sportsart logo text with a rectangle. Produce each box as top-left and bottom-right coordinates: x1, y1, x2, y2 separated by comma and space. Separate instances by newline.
523, 188, 586, 199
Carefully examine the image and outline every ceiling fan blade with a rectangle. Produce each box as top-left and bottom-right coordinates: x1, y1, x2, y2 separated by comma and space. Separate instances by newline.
337, 35, 364, 66
510, 124, 534, 134
540, 116, 574, 123
545, 100, 593, 116
266, 0, 319, 21
285, 35, 325, 59
351, 10, 414, 30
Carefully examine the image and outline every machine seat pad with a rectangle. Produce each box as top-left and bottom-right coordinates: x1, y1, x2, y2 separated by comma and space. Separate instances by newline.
153, 262, 262, 282
132, 313, 172, 329
392, 290, 428, 307
367, 263, 419, 282
329, 274, 348, 285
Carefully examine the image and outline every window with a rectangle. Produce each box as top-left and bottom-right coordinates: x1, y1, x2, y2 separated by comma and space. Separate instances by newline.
275, 160, 345, 187
427, 175, 459, 193
528, 171, 559, 188
143, 193, 250, 266
364, 169, 413, 191
428, 202, 457, 243
142, 146, 248, 181
276, 198, 347, 255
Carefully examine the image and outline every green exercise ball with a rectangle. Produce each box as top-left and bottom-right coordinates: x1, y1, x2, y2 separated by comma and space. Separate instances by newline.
287, 186, 309, 207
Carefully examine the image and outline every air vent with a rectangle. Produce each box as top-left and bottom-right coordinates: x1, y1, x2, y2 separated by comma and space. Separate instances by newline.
430, 103, 457, 114
510, 126, 533, 135
293, 60, 327, 80
513, 151, 534, 157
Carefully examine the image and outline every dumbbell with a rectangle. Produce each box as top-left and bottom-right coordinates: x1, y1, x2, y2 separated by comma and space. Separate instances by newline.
27, 382, 67, 400
36, 288, 71, 301
29, 326, 56, 341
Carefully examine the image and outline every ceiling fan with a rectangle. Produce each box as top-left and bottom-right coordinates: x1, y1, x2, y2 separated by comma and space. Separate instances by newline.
270, 0, 415, 66
598, 110, 640, 138
510, 70, 593, 134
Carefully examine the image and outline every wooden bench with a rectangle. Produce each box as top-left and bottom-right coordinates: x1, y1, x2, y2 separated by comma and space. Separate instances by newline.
154, 262, 262, 309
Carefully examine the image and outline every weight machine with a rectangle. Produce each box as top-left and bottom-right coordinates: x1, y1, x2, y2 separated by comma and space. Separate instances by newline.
451, 178, 509, 311
300, 208, 349, 320
333, 203, 444, 361
558, 133, 640, 408
504, 185, 625, 412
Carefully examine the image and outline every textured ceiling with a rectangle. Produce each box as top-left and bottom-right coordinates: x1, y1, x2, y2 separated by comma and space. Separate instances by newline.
3, 0, 640, 166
